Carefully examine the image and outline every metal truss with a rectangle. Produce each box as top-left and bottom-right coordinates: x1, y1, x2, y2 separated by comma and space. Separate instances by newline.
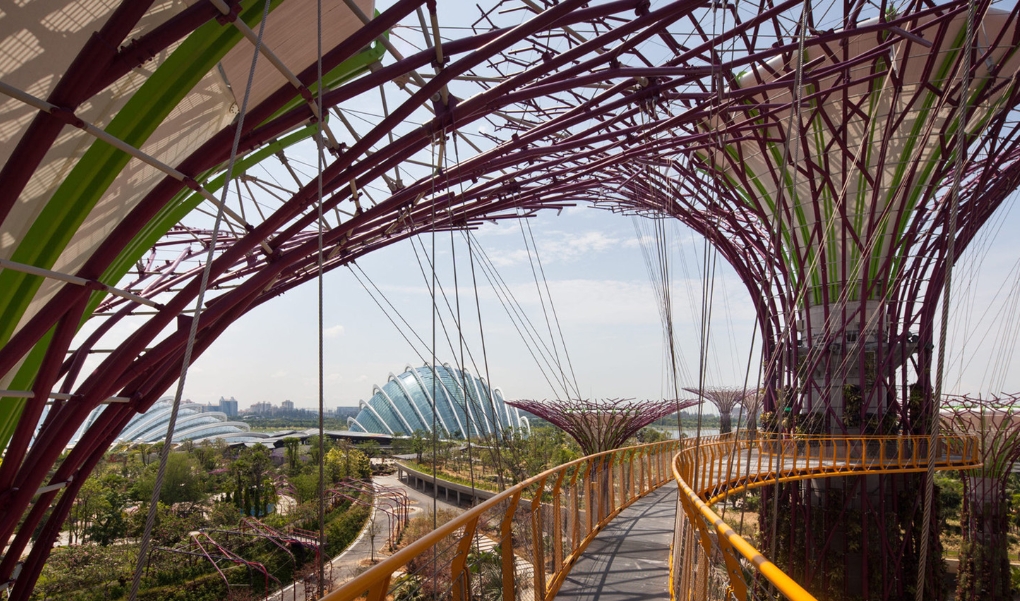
1, 0, 1019, 598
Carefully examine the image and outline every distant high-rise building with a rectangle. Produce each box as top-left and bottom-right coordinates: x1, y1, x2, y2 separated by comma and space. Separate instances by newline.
249, 401, 273, 415
281, 399, 294, 412
335, 406, 359, 420
219, 397, 239, 417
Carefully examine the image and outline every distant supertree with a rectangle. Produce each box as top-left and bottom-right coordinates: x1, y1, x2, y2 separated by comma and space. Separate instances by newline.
506, 398, 699, 455
683, 387, 756, 434
940, 394, 1020, 601
740, 391, 763, 431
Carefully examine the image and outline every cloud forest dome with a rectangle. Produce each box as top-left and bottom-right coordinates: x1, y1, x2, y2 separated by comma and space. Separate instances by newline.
0, 0, 1018, 597
348, 364, 526, 439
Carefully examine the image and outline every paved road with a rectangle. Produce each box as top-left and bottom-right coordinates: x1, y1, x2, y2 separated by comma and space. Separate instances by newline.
268, 471, 467, 601
556, 486, 676, 601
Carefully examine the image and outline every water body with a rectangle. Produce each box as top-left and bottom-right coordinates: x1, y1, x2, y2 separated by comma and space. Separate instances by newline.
653, 427, 721, 439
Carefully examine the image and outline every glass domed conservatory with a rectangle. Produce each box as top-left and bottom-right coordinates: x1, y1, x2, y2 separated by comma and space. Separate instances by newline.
112, 398, 265, 445
348, 364, 528, 440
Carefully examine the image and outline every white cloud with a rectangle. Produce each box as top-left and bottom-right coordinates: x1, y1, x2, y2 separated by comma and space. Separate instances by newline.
507, 279, 659, 326
488, 249, 531, 267
537, 231, 620, 263
271, 370, 288, 379
325, 324, 345, 338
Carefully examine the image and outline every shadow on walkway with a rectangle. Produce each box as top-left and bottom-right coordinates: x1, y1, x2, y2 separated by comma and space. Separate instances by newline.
555, 485, 676, 601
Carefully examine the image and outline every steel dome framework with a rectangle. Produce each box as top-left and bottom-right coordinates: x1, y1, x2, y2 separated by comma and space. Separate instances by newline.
347, 364, 527, 439
0, 0, 1017, 598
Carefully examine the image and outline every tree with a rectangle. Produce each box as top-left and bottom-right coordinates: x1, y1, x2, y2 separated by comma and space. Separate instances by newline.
324, 446, 370, 482
191, 442, 219, 471
67, 478, 108, 545
306, 434, 334, 466
410, 430, 429, 463
133, 452, 205, 508
290, 472, 322, 504
85, 473, 128, 545
637, 427, 669, 443
231, 445, 275, 516
283, 437, 301, 473
357, 440, 382, 459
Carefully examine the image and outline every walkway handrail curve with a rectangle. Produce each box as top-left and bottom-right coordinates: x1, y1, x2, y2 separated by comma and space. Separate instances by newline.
670, 433, 983, 601
323, 439, 682, 601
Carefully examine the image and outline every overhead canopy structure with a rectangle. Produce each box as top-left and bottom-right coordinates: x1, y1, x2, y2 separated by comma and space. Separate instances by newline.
1, 0, 1019, 599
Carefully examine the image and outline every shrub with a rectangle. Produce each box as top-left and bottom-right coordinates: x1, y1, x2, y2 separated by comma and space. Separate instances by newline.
324, 504, 370, 557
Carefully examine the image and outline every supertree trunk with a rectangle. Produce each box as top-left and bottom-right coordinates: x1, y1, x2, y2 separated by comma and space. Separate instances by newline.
941, 395, 1020, 601
758, 472, 944, 601
957, 475, 1012, 601
718, 411, 732, 435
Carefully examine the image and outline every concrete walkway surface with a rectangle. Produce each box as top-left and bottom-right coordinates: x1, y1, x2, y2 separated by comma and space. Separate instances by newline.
555, 485, 676, 601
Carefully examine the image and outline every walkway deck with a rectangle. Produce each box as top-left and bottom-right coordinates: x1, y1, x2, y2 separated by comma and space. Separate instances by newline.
555, 485, 677, 601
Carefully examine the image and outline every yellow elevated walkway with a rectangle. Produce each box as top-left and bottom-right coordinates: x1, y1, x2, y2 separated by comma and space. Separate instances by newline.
318, 435, 979, 601
671, 434, 981, 600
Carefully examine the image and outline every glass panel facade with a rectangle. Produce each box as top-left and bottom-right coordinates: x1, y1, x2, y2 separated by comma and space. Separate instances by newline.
350, 364, 528, 440
114, 399, 252, 445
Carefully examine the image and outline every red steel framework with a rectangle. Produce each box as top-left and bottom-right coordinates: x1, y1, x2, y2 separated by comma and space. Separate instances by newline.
0, 1, 1018, 599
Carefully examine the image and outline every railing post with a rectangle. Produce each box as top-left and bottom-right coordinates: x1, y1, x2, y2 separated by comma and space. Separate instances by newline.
365, 574, 391, 601
624, 453, 632, 499
584, 459, 594, 537
501, 490, 522, 601
712, 519, 749, 600
607, 453, 616, 514
451, 516, 479, 601
551, 470, 566, 576
531, 476, 548, 601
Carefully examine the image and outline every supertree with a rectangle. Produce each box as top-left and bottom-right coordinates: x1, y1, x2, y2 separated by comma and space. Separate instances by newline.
682, 387, 754, 434
740, 390, 764, 431
598, 4, 1020, 598
505, 398, 699, 455
940, 394, 1020, 601
1, 1, 1019, 598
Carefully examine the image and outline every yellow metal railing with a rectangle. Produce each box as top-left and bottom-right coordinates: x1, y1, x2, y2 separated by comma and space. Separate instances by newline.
669, 434, 983, 601
322, 440, 682, 601
316, 434, 980, 601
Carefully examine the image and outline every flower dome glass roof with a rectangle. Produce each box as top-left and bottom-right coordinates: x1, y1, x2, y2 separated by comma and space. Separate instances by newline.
348, 364, 527, 440
114, 398, 265, 445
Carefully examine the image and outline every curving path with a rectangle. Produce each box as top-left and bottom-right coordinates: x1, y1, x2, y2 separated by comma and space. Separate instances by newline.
555, 486, 676, 601
317, 436, 981, 601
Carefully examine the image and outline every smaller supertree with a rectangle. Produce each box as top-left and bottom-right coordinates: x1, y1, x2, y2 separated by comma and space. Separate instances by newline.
683, 387, 756, 434
740, 390, 763, 431
940, 394, 1020, 601
506, 398, 699, 455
